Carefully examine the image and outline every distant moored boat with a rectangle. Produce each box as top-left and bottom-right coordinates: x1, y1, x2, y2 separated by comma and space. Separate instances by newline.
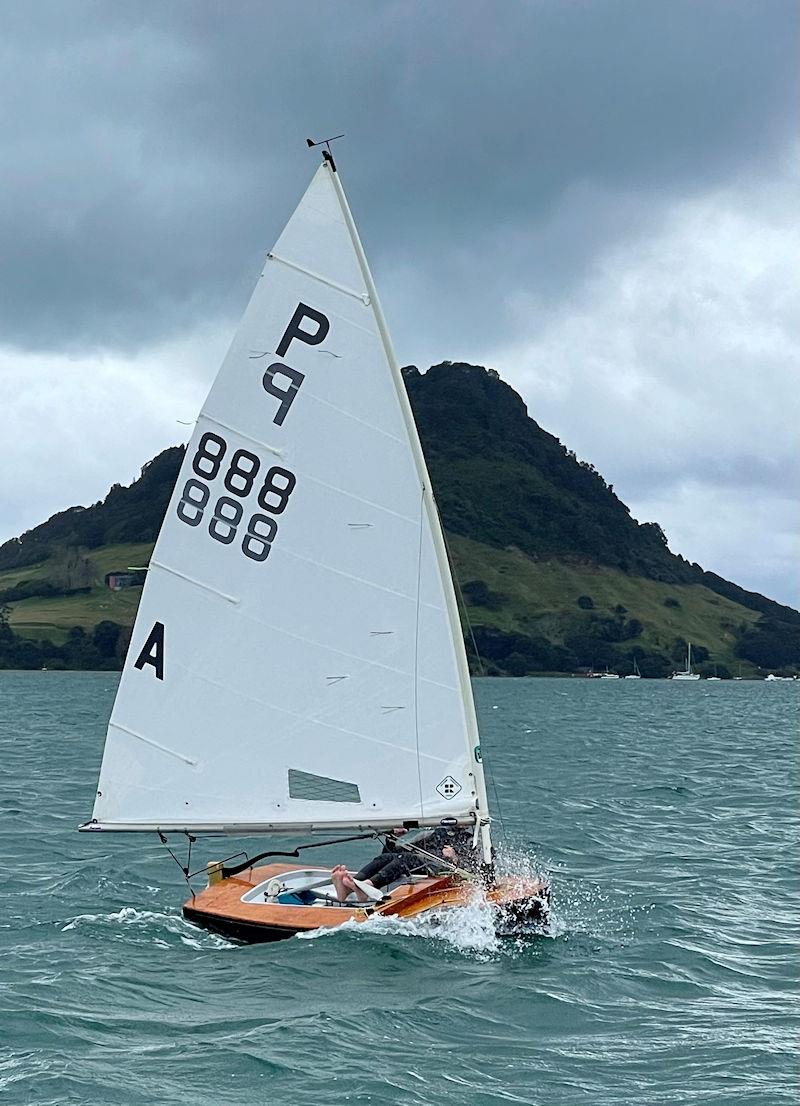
671, 642, 701, 681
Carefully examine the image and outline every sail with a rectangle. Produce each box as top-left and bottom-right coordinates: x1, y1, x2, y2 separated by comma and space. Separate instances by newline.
87, 160, 487, 833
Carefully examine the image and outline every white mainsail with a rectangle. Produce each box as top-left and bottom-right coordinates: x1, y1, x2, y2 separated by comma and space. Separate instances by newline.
87, 158, 490, 841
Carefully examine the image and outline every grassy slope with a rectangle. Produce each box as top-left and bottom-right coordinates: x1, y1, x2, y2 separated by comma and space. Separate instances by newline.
448, 535, 761, 673
4, 542, 153, 643
4, 535, 762, 674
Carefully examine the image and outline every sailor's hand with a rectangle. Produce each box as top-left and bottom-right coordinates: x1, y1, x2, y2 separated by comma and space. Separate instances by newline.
391, 827, 408, 837
442, 845, 456, 860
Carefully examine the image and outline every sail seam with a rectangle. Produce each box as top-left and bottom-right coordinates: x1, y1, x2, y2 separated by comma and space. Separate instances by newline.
207, 385, 407, 449
273, 545, 426, 602
281, 473, 418, 524
226, 593, 459, 692
109, 723, 198, 766
126, 560, 457, 692
265, 266, 376, 336
267, 251, 369, 304
192, 417, 418, 524
174, 662, 452, 763
288, 388, 407, 446
149, 560, 239, 604
200, 413, 285, 457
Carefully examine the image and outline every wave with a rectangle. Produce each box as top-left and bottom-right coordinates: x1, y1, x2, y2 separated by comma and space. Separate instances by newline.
61, 906, 235, 950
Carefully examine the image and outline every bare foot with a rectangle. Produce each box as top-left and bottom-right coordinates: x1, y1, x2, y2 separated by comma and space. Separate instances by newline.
330, 866, 351, 902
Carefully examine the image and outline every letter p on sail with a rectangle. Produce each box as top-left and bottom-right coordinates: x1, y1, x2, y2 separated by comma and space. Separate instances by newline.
262, 363, 305, 426
276, 303, 330, 358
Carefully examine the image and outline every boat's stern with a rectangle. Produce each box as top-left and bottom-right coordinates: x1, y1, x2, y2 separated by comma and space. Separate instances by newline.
183, 862, 366, 943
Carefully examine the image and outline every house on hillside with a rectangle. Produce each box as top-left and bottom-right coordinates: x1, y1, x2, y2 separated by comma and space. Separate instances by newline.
105, 570, 146, 591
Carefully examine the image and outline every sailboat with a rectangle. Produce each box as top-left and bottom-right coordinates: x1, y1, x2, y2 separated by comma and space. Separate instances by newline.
670, 642, 701, 681
624, 657, 641, 679
79, 148, 549, 942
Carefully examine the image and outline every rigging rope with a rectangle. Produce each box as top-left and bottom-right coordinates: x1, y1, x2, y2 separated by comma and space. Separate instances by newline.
218, 831, 379, 879
158, 830, 382, 884
158, 831, 198, 897
389, 834, 477, 882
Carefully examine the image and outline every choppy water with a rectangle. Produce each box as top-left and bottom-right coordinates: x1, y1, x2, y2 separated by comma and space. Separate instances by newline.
1, 673, 797, 1105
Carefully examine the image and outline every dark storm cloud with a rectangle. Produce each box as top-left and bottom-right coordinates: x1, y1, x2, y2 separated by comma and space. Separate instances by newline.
0, 0, 795, 356
2, 1, 797, 607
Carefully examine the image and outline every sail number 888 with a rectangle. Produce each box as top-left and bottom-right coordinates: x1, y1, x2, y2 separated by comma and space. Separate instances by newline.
175, 432, 296, 562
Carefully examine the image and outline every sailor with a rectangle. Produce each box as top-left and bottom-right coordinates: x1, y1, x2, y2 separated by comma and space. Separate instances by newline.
331, 822, 477, 903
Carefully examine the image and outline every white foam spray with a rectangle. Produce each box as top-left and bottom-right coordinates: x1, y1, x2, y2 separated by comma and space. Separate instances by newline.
298, 886, 503, 957
61, 906, 235, 950
299, 839, 556, 959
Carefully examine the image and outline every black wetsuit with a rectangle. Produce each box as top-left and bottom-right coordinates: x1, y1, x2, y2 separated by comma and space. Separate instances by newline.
355, 828, 477, 890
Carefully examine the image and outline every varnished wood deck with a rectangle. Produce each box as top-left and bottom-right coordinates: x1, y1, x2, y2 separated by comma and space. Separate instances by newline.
182, 862, 548, 943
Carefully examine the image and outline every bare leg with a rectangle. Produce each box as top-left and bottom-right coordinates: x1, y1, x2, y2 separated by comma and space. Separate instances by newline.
343, 873, 376, 903
330, 864, 351, 902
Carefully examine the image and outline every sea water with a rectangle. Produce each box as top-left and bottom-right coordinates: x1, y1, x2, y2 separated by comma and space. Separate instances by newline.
0, 673, 797, 1105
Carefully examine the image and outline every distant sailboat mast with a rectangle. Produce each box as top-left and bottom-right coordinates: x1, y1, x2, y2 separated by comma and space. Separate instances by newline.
326, 156, 494, 868
671, 640, 701, 680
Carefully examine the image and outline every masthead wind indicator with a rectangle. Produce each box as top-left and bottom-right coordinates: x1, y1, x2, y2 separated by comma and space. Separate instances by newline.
306, 133, 345, 170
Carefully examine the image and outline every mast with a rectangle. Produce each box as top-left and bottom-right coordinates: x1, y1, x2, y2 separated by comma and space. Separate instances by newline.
324, 156, 494, 868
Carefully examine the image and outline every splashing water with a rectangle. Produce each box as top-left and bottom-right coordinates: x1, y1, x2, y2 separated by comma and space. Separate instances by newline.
298, 889, 504, 957
495, 841, 649, 943
494, 839, 550, 884
299, 842, 557, 958
61, 906, 236, 950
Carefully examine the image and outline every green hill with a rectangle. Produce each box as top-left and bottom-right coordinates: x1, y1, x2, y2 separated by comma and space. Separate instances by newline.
1, 362, 797, 675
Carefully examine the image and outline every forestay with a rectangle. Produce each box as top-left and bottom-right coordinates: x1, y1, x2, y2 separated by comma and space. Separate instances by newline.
87, 159, 488, 834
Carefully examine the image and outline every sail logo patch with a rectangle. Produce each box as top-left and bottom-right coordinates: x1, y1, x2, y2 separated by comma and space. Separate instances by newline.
436, 776, 462, 800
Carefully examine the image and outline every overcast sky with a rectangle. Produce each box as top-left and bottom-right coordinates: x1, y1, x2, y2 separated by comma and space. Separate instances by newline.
2, 1, 797, 607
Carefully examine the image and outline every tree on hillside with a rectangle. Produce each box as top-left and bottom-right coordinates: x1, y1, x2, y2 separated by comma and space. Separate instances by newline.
51, 548, 94, 590
92, 620, 123, 659
735, 618, 800, 669
0, 603, 12, 645
461, 579, 505, 610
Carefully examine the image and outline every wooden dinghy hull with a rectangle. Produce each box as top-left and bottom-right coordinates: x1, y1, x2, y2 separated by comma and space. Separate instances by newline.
182, 862, 549, 944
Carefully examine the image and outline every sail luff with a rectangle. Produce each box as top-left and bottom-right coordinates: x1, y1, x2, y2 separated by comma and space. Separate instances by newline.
324, 161, 494, 864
